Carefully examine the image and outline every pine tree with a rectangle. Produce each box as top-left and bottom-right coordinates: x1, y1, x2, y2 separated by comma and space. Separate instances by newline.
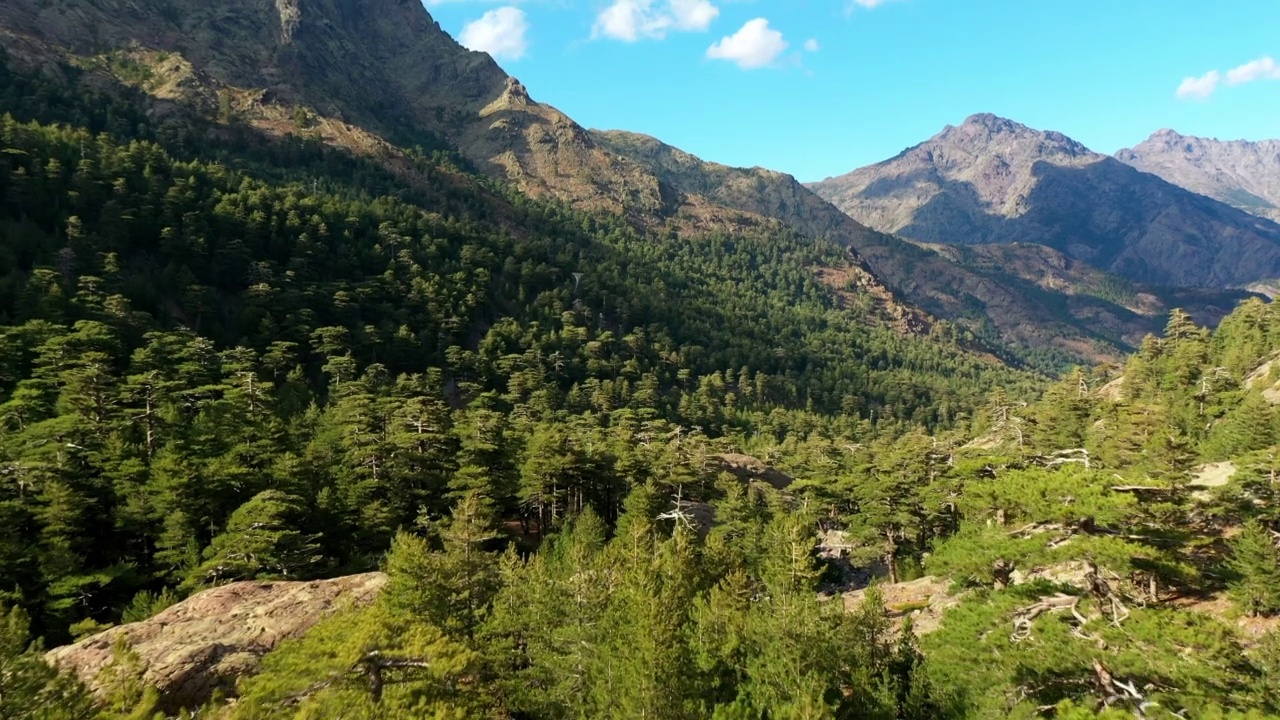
0, 605, 96, 720
385, 378, 457, 520
384, 491, 500, 643
185, 490, 322, 589
1205, 393, 1277, 461
1229, 520, 1280, 617
450, 404, 516, 511
846, 432, 936, 583
1031, 367, 1093, 450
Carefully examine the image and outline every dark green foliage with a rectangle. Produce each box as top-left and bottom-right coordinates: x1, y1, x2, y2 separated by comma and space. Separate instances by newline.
184, 490, 323, 590
0, 604, 97, 719
0, 51, 1037, 645
221, 496, 952, 720
1228, 520, 1280, 617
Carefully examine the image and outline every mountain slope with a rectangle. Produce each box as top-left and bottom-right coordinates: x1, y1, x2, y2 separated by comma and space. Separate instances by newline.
0, 1, 1254, 368
921, 242, 1252, 347
2, 0, 959, 335
808, 114, 1280, 289
593, 129, 1252, 365
1117, 130, 1280, 223
0, 0, 677, 220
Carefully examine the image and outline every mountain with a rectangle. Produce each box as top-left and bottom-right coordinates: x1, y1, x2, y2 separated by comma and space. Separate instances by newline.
594, 129, 1253, 365
1, 0, 959, 334
0, 0, 1254, 368
808, 113, 1280, 289
0, 15, 1049, 650
917, 241, 1252, 347
1117, 130, 1280, 223
0, 0, 677, 221
7, 5, 1280, 718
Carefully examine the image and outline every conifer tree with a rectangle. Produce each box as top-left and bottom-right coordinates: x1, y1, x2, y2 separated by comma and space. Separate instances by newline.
1229, 520, 1280, 617
185, 490, 322, 589
846, 432, 936, 583
0, 604, 96, 719
384, 491, 500, 643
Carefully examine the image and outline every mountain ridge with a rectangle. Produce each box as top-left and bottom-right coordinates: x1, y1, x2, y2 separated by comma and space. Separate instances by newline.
0, 0, 1259, 367
0, 0, 960, 334
1116, 129, 1280, 223
593, 128, 1254, 364
0, 0, 680, 221
808, 114, 1280, 289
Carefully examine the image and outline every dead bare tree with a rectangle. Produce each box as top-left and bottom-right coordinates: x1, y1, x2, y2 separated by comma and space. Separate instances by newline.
1009, 594, 1078, 643
280, 651, 433, 706
1085, 559, 1131, 626
1038, 448, 1091, 470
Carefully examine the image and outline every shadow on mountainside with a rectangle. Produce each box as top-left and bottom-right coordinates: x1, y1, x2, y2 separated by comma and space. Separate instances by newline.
898, 158, 1280, 288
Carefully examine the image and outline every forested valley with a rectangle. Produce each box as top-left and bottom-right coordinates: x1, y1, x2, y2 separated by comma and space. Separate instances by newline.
4, 50, 1280, 720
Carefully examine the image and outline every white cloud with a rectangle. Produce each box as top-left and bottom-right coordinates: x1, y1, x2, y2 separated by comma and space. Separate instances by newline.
803, 38, 820, 52
594, 1, 650, 42
670, 0, 719, 30
706, 18, 788, 69
459, 7, 530, 61
593, 0, 719, 42
1227, 56, 1280, 85
426, 0, 527, 4
845, 0, 904, 12
1175, 70, 1220, 101
1173, 56, 1280, 101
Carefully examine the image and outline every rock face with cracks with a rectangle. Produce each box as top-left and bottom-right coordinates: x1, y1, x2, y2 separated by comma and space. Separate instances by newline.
45, 573, 387, 712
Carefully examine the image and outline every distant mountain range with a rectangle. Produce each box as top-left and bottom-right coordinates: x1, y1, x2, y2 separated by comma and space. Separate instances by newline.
0, 0, 1267, 367
1116, 130, 1280, 224
807, 114, 1280, 289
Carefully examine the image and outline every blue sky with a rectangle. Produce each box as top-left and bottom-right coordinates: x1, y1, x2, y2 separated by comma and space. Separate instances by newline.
425, 0, 1280, 182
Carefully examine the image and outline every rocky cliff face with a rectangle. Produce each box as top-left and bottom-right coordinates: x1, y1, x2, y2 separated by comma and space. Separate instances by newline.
808, 114, 1280, 289
1117, 130, 1280, 223
45, 573, 386, 712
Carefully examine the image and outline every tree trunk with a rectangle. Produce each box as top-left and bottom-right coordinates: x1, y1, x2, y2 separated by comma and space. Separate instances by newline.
993, 559, 1014, 590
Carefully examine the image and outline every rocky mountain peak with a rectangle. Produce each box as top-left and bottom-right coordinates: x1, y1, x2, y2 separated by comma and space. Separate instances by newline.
959, 112, 1023, 134
1125, 129, 1210, 157
932, 113, 1092, 161
1117, 131, 1280, 222
809, 117, 1280, 289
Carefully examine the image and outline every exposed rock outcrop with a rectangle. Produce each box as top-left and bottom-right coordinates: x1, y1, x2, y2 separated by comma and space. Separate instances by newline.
709, 453, 795, 491
841, 576, 960, 636
45, 573, 387, 712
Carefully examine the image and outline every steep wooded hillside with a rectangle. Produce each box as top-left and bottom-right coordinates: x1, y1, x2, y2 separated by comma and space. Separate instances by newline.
3, 0, 1244, 368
